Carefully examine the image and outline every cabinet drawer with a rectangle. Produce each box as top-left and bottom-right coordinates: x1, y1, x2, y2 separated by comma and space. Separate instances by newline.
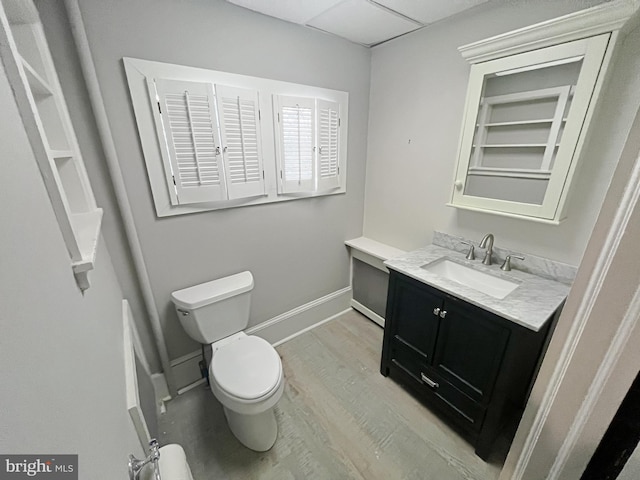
420, 369, 486, 433
389, 336, 429, 382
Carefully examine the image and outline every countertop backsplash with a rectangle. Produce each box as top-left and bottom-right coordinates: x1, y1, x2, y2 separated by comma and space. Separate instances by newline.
432, 231, 577, 285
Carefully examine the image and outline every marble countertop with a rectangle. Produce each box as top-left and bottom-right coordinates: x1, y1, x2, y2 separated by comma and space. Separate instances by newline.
385, 245, 570, 332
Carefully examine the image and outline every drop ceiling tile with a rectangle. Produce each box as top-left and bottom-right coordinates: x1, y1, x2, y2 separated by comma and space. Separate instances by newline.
226, 0, 344, 25
307, 0, 422, 46
375, 0, 489, 25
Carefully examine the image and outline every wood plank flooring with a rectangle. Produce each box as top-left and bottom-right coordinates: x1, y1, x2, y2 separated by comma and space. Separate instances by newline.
158, 310, 505, 479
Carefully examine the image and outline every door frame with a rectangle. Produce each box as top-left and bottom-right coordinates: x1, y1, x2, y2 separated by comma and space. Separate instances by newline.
500, 107, 640, 479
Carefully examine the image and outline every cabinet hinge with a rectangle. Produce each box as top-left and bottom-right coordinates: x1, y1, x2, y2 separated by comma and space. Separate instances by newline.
338, 117, 341, 127
157, 101, 162, 115
258, 109, 261, 120
277, 112, 280, 122
172, 175, 176, 186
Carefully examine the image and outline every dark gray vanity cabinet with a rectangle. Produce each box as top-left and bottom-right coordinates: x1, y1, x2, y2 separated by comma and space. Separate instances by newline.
381, 270, 556, 459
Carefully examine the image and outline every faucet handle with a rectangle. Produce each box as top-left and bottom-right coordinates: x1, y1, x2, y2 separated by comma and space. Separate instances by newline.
500, 254, 525, 271
460, 241, 475, 260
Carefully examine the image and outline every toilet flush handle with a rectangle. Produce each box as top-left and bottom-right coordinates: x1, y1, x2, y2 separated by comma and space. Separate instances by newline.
177, 308, 190, 316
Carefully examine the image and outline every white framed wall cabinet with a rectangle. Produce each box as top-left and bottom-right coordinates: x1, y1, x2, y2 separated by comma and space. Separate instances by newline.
124, 58, 348, 217
449, 1, 637, 224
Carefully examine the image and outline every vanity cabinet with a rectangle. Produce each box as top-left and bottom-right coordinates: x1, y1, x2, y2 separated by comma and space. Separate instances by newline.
381, 270, 555, 459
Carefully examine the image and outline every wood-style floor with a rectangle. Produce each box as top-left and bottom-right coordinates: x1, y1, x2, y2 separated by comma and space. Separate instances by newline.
159, 310, 505, 479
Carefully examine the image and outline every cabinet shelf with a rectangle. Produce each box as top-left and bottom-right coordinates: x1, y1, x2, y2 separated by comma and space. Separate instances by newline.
49, 149, 74, 159
480, 118, 567, 127
20, 55, 53, 97
474, 143, 552, 148
468, 166, 551, 179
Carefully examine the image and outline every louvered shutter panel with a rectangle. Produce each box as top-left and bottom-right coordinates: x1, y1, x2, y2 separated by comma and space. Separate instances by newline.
275, 95, 316, 193
153, 78, 226, 204
317, 100, 340, 191
215, 85, 265, 199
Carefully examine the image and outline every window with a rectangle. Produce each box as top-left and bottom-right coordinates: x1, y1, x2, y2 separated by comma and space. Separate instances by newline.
124, 58, 348, 217
274, 96, 341, 194
149, 79, 266, 205
275, 95, 316, 193
152, 78, 226, 204
216, 85, 265, 200
317, 99, 341, 191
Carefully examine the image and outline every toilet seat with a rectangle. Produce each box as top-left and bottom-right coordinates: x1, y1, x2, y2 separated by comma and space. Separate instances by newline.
211, 335, 282, 401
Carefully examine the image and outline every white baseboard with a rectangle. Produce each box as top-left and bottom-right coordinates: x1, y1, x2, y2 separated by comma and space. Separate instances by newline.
151, 373, 170, 413
170, 350, 206, 392
247, 286, 352, 346
351, 299, 385, 327
177, 378, 207, 396
172, 286, 352, 394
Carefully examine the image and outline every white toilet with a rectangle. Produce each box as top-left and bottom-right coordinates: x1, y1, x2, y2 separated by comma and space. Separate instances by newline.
170, 271, 284, 452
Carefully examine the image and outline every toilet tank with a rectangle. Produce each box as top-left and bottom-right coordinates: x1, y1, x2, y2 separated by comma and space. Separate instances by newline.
170, 271, 254, 344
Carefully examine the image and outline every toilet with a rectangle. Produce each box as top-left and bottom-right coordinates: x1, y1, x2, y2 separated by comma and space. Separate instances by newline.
170, 271, 284, 452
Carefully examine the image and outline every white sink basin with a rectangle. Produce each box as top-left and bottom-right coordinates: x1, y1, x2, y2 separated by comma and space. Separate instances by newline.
421, 259, 519, 299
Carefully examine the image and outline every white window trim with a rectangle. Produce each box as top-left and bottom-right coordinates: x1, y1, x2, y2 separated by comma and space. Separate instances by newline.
124, 57, 348, 217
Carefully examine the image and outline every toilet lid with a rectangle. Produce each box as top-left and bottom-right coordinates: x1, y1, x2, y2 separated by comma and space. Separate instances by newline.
211, 336, 281, 400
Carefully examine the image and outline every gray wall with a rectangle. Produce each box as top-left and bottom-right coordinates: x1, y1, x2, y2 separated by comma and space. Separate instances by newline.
36, 0, 162, 373
63, 0, 371, 361
0, 61, 144, 475
363, 0, 640, 266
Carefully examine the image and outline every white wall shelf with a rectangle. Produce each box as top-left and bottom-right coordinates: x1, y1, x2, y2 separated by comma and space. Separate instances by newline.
0, 0, 101, 291
70, 209, 103, 290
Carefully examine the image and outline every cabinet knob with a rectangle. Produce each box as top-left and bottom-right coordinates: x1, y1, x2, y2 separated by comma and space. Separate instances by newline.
421, 373, 439, 388
433, 307, 440, 316
454, 180, 463, 190
439, 310, 447, 319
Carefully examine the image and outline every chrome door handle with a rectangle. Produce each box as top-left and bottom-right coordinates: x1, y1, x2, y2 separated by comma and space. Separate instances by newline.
433, 307, 440, 316
421, 373, 439, 388
439, 310, 447, 319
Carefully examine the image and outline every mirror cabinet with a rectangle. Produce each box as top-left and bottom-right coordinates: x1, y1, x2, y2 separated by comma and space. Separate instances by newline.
449, 2, 637, 224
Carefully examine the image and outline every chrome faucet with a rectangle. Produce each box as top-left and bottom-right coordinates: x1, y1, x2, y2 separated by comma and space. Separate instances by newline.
479, 233, 495, 265
129, 439, 161, 480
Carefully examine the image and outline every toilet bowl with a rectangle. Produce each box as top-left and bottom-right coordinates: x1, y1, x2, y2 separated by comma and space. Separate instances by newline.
209, 332, 284, 451
171, 272, 284, 451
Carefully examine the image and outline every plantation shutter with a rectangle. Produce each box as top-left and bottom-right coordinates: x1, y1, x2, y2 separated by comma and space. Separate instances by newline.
215, 85, 265, 199
153, 78, 226, 204
275, 95, 316, 193
317, 100, 340, 191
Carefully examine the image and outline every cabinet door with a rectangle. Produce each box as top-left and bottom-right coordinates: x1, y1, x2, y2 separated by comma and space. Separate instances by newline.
450, 34, 610, 223
384, 275, 441, 382
391, 276, 441, 360
431, 297, 510, 404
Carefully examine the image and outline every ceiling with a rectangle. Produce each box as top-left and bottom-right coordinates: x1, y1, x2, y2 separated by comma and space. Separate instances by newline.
226, 0, 489, 47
